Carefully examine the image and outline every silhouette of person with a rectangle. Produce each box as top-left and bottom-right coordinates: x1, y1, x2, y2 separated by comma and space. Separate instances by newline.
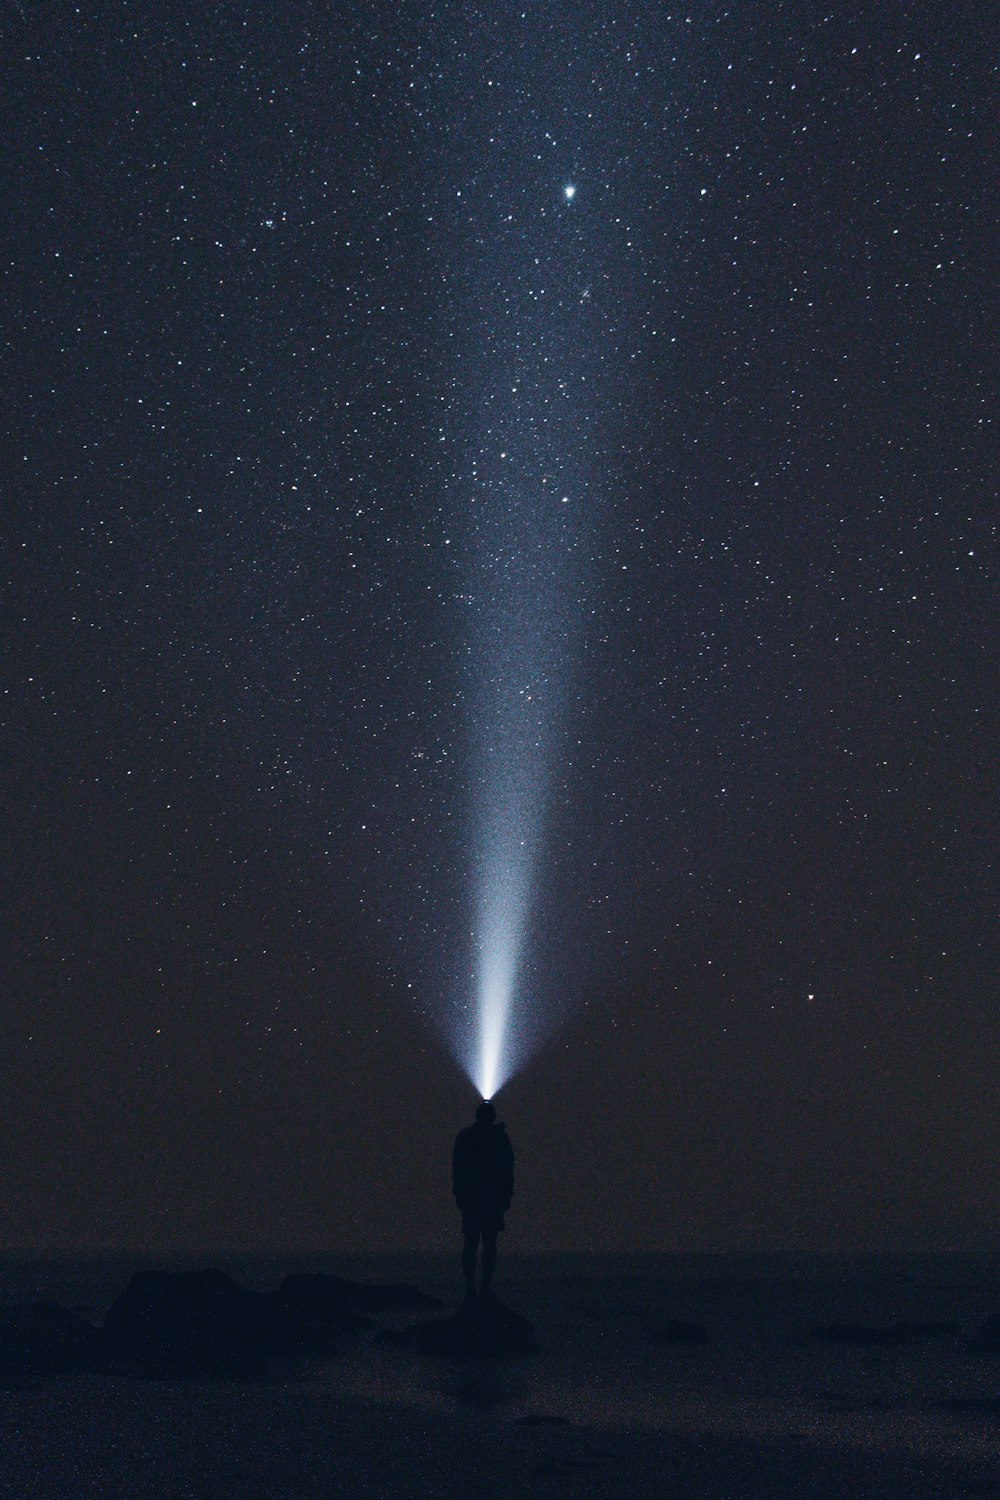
452, 1100, 514, 1301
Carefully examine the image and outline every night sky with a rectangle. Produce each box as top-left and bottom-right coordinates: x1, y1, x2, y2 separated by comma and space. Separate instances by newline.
3, 3, 995, 1255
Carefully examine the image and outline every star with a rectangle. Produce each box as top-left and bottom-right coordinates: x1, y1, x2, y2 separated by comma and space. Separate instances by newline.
563, 183, 576, 201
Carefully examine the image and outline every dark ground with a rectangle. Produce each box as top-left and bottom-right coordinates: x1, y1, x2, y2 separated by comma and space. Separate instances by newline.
2, 1254, 1000, 1497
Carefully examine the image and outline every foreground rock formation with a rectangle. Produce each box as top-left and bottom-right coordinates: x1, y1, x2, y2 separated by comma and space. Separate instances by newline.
411, 1295, 538, 1358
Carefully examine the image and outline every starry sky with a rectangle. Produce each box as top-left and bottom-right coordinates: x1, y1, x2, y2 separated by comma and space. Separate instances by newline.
3, 2, 995, 1254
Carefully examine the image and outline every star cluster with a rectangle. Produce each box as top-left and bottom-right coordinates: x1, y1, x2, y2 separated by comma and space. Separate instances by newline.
2, 3, 994, 1249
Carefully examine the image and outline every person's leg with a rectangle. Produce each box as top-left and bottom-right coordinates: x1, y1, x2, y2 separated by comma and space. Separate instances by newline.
480, 1229, 498, 1295
462, 1227, 480, 1298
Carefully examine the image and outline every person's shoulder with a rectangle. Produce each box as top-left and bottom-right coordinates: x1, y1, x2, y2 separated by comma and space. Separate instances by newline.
454, 1124, 475, 1144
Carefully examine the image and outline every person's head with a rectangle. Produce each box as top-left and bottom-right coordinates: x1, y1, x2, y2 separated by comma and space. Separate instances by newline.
475, 1100, 497, 1126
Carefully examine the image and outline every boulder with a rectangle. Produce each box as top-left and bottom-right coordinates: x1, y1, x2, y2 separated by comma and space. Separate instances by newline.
274, 1278, 367, 1344
103, 1268, 329, 1375
280, 1272, 438, 1321
0, 1303, 103, 1381
414, 1295, 537, 1359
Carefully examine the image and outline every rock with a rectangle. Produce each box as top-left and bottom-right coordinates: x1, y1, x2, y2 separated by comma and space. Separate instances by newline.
651, 1319, 709, 1345
280, 1272, 438, 1319
103, 1268, 329, 1375
0, 1303, 103, 1381
414, 1296, 538, 1359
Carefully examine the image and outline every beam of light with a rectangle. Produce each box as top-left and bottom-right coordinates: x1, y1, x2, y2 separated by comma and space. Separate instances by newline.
476, 950, 510, 1101
463, 467, 572, 1098
442, 149, 598, 1102
470, 682, 549, 1098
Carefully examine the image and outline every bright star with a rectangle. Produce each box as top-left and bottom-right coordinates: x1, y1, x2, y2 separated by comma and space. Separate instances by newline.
564, 184, 576, 201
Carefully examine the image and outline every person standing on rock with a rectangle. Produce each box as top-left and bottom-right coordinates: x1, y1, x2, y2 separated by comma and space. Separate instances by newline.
452, 1100, 514, 1302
